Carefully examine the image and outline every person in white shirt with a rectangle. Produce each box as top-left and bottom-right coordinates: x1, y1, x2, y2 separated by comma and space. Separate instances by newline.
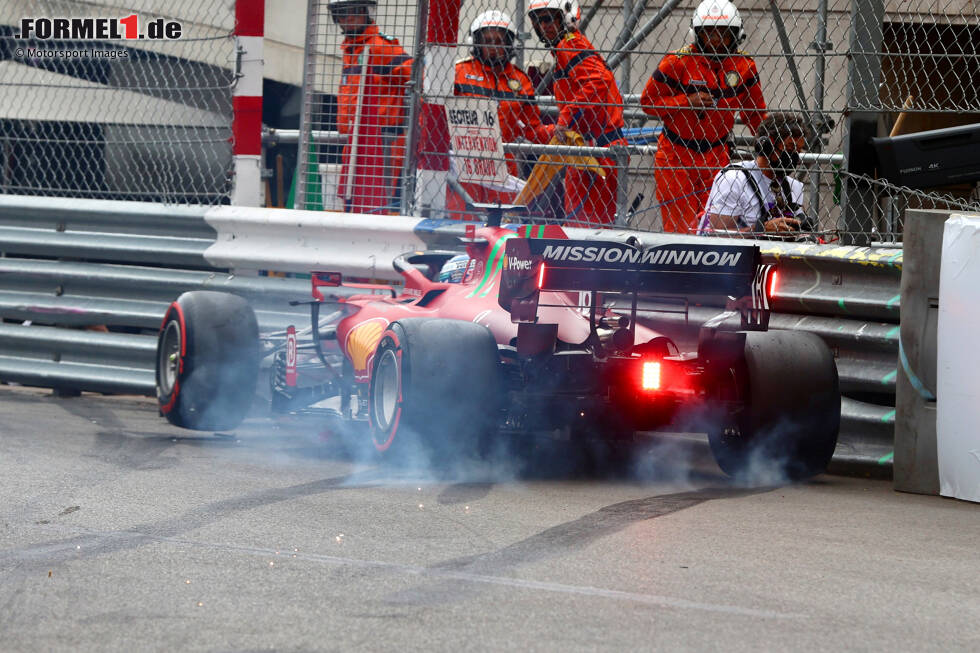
698, 112, 813, 234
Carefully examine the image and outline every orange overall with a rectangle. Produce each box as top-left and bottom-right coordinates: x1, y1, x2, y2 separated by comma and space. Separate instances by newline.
551, 31, 627, 226
641, 45, 766, 233
337, 24, 412, 213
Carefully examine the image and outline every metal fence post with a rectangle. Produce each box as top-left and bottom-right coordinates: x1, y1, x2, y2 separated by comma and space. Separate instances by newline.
293, 0, 321, 210
843, 0, 884, 245
808, 0, 831, 219
613, 145, 630, 226
515, 0, 526, 70
618, 0, 633, 93
399, 0, 429, 216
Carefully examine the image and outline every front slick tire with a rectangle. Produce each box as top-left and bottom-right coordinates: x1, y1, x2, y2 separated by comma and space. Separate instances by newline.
709, 331, 840, 482
369, 318, 501, 464
156, 291, 260, 431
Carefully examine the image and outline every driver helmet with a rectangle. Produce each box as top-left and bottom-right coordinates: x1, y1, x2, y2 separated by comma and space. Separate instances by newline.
438, 254, 470, 283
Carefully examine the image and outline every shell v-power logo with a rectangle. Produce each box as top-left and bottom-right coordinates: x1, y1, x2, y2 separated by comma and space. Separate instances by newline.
15, 15, 183, 41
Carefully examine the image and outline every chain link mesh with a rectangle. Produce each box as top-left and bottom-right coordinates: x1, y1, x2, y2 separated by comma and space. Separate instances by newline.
0, 1, 235, 204
293, 1, 416, 213
293, 0, 979, 241
9, 2, 967, 228
842, 1, 980, 243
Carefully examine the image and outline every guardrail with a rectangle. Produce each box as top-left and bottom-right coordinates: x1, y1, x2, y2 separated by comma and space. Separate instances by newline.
0, 258, 311, 394
204, 205, 428, 278
0, 195, 900, 467
764, 242, 900, 465
0, 195, 215, 268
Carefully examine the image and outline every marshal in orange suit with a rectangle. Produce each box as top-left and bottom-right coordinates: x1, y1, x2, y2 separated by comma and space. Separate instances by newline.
641, 0, 766, 233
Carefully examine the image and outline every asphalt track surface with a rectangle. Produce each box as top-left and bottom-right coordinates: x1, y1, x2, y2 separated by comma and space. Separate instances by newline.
1, 386, 978, 652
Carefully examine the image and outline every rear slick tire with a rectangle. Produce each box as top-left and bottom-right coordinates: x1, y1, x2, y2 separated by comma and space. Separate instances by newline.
708, 331, 840, 482
156, 291, 260, 431
368, 318, 501, 462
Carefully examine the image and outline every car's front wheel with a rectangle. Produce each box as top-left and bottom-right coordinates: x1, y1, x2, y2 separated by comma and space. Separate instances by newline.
156, 291, 260, 431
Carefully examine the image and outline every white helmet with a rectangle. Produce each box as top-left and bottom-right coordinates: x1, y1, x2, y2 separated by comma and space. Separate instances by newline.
527, 0, 581, 30
689, 1, 745, 47
469, 10, 518, 65
470, 10, 518, 39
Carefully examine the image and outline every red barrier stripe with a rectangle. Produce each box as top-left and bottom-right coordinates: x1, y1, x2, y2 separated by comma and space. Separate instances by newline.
232, 95, 263, 155
417, 102, 450, 171
235, 0, 264, 37
420, 0, 460, 173
426, 0, 461, 45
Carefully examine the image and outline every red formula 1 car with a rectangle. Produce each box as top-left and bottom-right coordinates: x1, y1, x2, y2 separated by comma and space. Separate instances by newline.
155, 219, 840, 479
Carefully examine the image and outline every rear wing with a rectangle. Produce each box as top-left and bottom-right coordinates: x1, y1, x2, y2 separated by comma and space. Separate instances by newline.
499, 238, 774, 329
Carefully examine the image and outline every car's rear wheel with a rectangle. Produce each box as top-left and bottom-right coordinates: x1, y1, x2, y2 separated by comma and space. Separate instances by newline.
156, 291, 260, 431
708, 331, 840, 481
368, 318, 502, 461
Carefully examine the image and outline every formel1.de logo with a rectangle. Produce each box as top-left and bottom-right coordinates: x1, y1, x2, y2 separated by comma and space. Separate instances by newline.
16, 16, 183, 41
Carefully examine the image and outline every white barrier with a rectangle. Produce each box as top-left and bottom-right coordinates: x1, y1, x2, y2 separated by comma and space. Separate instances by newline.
203, 206, 428, 279
937, 213, 980, 503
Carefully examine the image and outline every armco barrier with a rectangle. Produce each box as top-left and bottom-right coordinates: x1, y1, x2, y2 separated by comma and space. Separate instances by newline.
0, 322, 157, 395
0, 258, 311, 394
759, 241, 901, 465
0, 195, 901, 467
0, 196, 311, 394
0, 195, 215, 268
204, 205, 428, 277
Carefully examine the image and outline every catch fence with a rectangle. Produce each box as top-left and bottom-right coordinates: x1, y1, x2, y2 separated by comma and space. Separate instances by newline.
294, 0, 980, 242
1, 1, 977, 229
0, 0, 236, 204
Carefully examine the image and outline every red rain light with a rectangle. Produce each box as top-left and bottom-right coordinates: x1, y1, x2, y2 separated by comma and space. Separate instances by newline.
767, 269, 778, 301
537, 262, 546, 289
641, 361, 661, 391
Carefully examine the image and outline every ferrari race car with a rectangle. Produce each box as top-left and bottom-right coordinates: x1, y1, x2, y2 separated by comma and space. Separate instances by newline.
155, 221, 840, 480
